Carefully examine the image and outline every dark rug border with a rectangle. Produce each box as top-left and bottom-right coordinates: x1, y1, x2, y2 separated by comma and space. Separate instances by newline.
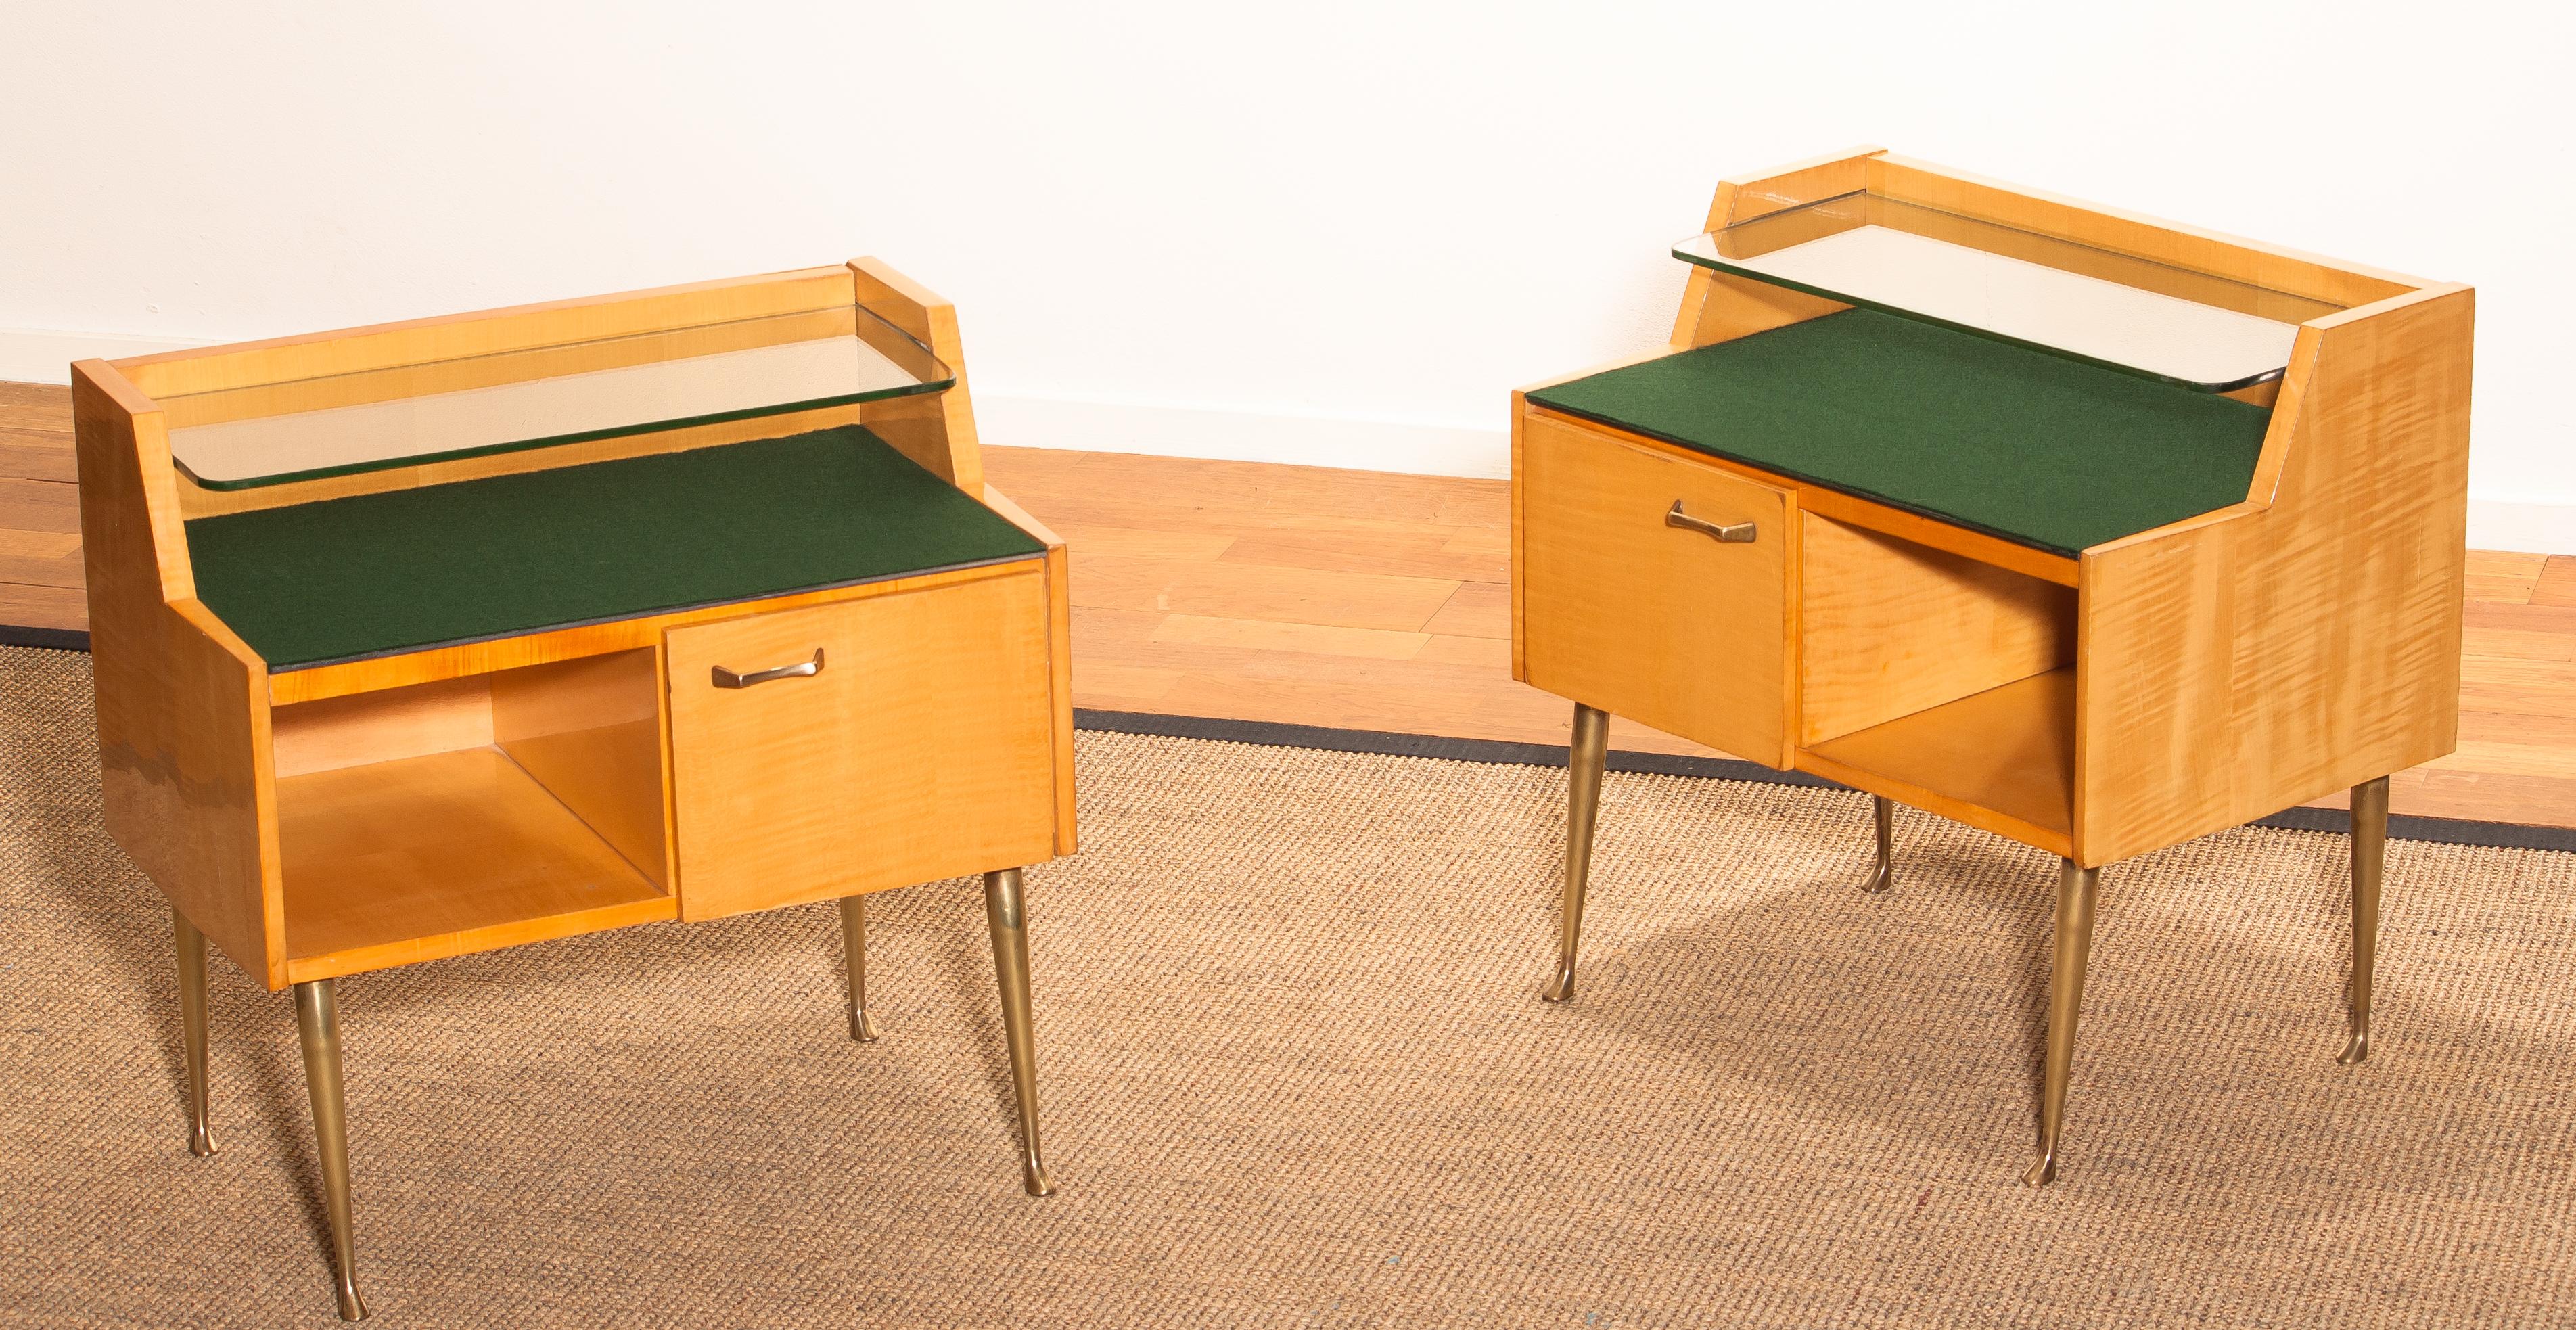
1074, 708, 2576, 855
0, 625, 89, 652
7, 629, 2562, 854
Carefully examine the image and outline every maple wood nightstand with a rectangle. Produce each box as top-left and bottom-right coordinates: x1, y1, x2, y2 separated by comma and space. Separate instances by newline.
74, 261, 1074, 1319
1514, 147, 2472, 1187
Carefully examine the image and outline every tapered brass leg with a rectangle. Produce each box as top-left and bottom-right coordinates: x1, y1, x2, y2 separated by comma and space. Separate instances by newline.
837, 895, 881, 1042
294, 980, 369, 1321
2339, 775, 2389, 1065
2025, 859, 2100, 1188
1543, 702, 1610, 1003
1856, 794, 1894, 893
982, 869, 1053, 1197
174, 908, 216, 1157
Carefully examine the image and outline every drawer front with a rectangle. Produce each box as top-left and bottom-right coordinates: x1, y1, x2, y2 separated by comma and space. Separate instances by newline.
665, 565, 1059, 921
1519, 412, 1793, 765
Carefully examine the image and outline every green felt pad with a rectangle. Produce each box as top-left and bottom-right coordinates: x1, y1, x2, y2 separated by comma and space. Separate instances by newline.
187, 426, 1044, 670
1525, 309, 2272, 557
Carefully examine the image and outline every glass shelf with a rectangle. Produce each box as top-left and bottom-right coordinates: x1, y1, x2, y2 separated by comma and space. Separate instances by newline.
1674, 191, 2344, 392
162, 303, 953, 489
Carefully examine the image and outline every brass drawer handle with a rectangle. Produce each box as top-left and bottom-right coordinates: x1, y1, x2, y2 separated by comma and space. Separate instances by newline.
712, 647, 825, 689
1665, 500, 1755, 544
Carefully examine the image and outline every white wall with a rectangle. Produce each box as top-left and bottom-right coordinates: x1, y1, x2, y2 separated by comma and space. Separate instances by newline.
5, 1, 2567, 549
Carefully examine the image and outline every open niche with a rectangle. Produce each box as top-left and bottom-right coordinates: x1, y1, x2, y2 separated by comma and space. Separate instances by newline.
269, 649, 674, 982
1793, 515, 2078, 850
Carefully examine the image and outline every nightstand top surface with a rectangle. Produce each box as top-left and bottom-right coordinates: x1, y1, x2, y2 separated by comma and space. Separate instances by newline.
1525, 308, 2272, 557
187, 425, 1044, 670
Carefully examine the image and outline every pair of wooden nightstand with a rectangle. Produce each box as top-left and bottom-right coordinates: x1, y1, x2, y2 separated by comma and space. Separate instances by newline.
78, 150, 2471, 1320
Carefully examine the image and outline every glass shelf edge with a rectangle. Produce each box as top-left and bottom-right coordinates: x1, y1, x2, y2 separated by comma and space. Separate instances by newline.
173, 377, 956, 492
1669, 246, 2284, 396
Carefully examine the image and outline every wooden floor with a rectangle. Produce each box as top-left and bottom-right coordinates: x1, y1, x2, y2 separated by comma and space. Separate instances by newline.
9, 380, 2575, 828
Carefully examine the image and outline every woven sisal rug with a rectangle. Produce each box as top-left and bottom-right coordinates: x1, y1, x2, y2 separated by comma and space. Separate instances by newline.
3, 645, 2569, 1327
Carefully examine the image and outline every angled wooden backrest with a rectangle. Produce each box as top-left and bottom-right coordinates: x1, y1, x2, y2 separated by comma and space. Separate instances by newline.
116, 267, 858, 400
1866, 154, 2426, 311
72, 358, 285, 986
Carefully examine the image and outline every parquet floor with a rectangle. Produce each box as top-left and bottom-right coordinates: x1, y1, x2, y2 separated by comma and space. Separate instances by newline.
8, 381, 2573, 827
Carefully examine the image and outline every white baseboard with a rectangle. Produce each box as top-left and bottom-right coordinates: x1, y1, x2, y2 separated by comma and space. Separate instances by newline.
976, 394, 1511, 480
0, 328, 211, 384
2466, 499, 2576, 556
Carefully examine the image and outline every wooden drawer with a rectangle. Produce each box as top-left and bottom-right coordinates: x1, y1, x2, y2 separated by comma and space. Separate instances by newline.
664, 565, 1059, 921
1517, 411, 1795, 766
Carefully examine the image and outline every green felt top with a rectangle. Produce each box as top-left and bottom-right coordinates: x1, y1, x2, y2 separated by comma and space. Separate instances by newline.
1525, 309, 2272, 557
187, 426, 1045, 670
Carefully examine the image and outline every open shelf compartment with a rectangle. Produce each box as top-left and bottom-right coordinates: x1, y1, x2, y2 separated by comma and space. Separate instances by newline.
1675, 190, 2343, 392
1792, 513, 2077, 852
271, 649, 674, 982
162, 300, 953, 490
1802, 670, 2075, 848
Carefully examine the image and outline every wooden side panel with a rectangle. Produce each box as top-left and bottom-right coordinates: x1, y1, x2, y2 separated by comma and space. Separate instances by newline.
851, 258, 984, 495
2073, 515, 2240, 863
1799, 513, 2073, 746
2075, 286, 2474, 865
2223, 287, 2474, 810
982, 484, 1080, 856
1043, 541, 1076, 855
1518, 413, 1795, 767
71, 361, 284, 986
492, 649, 670, 889
664, 563, 1058, 920
1510, 395, 1528, 681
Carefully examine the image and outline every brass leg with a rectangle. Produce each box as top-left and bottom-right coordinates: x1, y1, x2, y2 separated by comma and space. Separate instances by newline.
2339, 775, 2389, 1065
1543, 702, 1609, 1003
837, 895, 881, 1042
982, 869, 1054, 1197
2025, 859, 2100, 1188
294, 980, 369, 1321
1856, 794, 1894, 893
174, 908, 216, 1157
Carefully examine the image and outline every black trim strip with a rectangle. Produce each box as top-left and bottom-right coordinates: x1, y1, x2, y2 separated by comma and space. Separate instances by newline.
1072, 708, 2576, 855
0, 625, 88, 652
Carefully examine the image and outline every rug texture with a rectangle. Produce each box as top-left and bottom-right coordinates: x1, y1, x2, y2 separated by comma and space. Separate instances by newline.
2, 645, 2570, 1328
